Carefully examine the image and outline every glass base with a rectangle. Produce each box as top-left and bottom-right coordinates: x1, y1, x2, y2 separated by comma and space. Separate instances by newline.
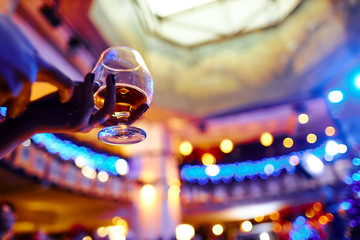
97, 125, 146, 145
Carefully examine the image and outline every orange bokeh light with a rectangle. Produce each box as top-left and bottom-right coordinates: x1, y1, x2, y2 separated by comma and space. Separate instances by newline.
272, 222, 282, 233
325, 213, 334, 222
313, 202, 322, 212
269, 211, 280, 221
305, 209, 315, 218
283, 221, 293, 232
319, 215, 328, 225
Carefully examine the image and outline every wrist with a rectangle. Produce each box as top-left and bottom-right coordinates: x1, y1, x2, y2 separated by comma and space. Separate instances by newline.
7, 110, 40, 137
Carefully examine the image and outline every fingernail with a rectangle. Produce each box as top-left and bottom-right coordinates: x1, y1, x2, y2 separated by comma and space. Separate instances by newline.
142, 104, 149, 113
111, 74, 116, 85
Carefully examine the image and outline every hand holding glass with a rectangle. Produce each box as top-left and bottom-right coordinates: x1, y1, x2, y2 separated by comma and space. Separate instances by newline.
92, 47, 154, 145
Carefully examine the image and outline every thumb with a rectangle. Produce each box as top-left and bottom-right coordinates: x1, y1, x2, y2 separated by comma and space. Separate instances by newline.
37, 57, 74, 103
6, 80, 31, 118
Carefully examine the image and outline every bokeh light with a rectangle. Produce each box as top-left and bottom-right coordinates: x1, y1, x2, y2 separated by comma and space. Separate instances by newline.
289, 155, 300, 166
305, 209, 315, 218
205, 165, 220, 176
318, 215, 328, 225
272, 222, 282, 233
97, 227, 107, 238
324, 154, 334, 162
141, 184, 156, 203
168, 178, 181, 187
98, 171, 109, 182
254, 215, 264, 222
212, 224, 224, 236
115, 159, 129, 176
283, 221, 293, 232
107, 225, 127, 240
313, 202, 322, 211
82, 236, 92, 240
302, 153, 324, 175
220, 139, 234, 153
325, 213, 334, 222
241, 221, 253, 232
81, 166, 97, 179
260, 232, 270, 240
298, 113, 309, 124
328, 90, 344, 103
264, 164, 275, 175
168, 185, 181, 199
116, 218, 128, 230
176, 224, 195, 240
325, 140, 339, 156
338, 144, 347, 154
355, 75, 360, 89
283, 137, 294, 148
325, 126, 336, 136
112, 216, 121, 225
306, 133, 317, 144
22, 139, 31, 147
179, 141, 193, 156
269, 211, 280, 221
260, 132, 273, 147
75, 156, 86, 168
202, 153, 216, 165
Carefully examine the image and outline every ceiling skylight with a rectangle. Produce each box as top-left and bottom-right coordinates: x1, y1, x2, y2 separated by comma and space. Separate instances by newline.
132, 0, 302, 48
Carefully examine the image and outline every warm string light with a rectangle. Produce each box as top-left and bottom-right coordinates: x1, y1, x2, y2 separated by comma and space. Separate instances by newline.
168, 185, 181, 199
298, 113, 309, 124
172, 206, 335, 239
176, 224, 195, 240
97, 217, 129, 240
260, 132, 273, 147
179, 141, 193, 156
240, 220, 253, 232
179, 121, 339, 164
220, 139, 233, 153
212, 224, 224, 236
260, 232, 270, 240
201, 153, 216, 165
269, 211, 280, 221
325, 126, 336, 136
283, 137, 294, 148
254, 215, 264, 222
306, 133, 317, 144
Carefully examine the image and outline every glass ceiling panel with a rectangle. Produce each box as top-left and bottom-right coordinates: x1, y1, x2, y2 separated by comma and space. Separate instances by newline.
132, 0, 303, 48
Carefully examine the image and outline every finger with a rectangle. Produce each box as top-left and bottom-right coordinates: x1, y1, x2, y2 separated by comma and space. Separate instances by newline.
37, 58, 74, 103
6, 79, 31, 118
93, 81, 100, 94
89, 74, 115, 126
71, 73, 95, 128
0, 65, 24, 98
127, 103, 149, 125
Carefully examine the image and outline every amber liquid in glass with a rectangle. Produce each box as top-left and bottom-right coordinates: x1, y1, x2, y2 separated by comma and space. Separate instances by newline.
94, 84, 149, 126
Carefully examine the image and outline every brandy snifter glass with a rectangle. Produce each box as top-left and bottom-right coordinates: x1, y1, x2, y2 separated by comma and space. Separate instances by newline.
92, 46, 154, 145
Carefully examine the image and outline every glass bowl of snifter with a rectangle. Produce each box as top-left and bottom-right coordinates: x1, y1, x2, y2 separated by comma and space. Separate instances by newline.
92, 46, 154, 145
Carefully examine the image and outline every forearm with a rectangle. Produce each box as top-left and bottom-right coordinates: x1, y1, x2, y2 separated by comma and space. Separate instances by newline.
0, 116, 38, 159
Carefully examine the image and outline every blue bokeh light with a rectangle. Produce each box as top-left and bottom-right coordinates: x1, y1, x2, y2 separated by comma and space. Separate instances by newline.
355, 75, 360, 89
328, 90, 344, 103
180, 144, 331, 183
31, 133, 128, 176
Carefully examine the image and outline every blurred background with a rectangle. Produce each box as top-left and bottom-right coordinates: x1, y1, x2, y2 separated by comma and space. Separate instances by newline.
1, 0, 360, 239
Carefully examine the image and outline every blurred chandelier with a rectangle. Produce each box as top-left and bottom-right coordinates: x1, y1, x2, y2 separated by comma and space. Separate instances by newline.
132, 0, 303, 48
